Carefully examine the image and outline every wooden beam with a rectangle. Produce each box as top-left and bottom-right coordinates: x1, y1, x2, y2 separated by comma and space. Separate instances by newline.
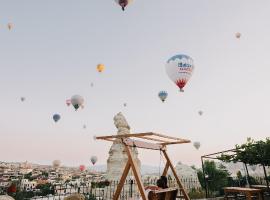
202, 148, 238, 158
103, 138, 115, 142
160, 140, 191, 145
96, 133, 154, 140
123, 138, 163, 150
113, 161, 131, 200
136, 135, 166, 143
124, 141, 148, 200
96, 132, 190, 142
151, 132, 187, 141
162, 150, 190, 200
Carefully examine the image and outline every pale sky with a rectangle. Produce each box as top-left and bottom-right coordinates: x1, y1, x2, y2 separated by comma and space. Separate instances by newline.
1, 0, 270, 168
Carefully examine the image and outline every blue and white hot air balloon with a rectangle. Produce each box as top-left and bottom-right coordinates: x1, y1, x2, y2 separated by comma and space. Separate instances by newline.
158, 91, 168, 102
165, 54, 195, 92
53, 114, 61, 123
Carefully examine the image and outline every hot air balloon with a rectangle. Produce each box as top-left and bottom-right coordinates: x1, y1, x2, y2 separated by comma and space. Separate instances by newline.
115, 0, 132, 11
20, 97, 25, 102
7, 23, 13, 30
79, 165, 85, 172
193, 142, 201, 150
96, 64, 105, 73
158, 91, 168, 102
165, 54, 195, 92
250, 165, 256, 171
71, 95, 84, 110
90, 156, 98, 165
53, 114, 61, 122
198, 110, 203, 116
66, 99, 71, 106
52, 160, 61, 168
235, 32, 241, 39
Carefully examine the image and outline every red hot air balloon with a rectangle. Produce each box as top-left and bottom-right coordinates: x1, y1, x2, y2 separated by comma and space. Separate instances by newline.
66, 99, 71, 106
115, 0, 132, 11
79, 165, 86, 172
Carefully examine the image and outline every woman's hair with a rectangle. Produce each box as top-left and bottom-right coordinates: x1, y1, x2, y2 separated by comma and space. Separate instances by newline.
156, 176, 169, 189
160, 176, 168, 188
156, 179, 164, 188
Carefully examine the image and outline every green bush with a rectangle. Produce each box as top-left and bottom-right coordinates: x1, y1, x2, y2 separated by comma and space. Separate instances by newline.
188, 188, 205, 199
14, 191, 35, 200
86, 194, 97, 200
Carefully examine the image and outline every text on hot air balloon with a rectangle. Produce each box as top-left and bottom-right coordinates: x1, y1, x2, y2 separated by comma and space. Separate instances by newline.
178, 63, 193, 68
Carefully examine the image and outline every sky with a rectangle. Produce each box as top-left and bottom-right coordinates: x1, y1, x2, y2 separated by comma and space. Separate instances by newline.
0, 0, 270, 168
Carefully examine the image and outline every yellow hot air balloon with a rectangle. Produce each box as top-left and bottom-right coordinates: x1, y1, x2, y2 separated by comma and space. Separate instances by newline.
96, 64, 105, 73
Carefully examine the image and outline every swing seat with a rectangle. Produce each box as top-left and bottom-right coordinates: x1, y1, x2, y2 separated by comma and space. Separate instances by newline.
148, 187, 178, 200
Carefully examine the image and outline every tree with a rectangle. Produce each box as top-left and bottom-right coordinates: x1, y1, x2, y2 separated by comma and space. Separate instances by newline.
41, 171, 49, 178
14, 191, 35, 200
36, 183, 55, 196
218, 138, 270, 188
218, 138, 270, 166
24, 172, 33, 180
198, 160, 230, 196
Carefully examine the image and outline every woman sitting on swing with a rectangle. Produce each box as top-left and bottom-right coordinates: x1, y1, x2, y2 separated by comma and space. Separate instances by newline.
138, 176, 168, 200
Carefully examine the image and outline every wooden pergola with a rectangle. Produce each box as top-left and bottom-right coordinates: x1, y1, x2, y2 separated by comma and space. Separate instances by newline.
96, 132, 191, 200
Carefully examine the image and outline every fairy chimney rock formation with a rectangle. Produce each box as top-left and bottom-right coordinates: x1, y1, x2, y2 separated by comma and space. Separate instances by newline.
106, 112, 141, 181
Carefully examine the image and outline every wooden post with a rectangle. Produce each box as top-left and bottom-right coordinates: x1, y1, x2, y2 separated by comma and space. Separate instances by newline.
162, 149, 190, 200
162, 162, 169, 176
123, 140, 148, 200
201, 157, 208, 198
262, 164, 270, 191
113, 161, 131, 200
